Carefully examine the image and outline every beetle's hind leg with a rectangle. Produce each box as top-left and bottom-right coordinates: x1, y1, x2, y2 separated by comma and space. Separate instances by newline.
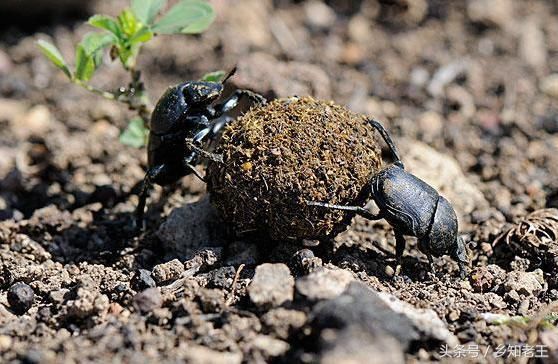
134, 164, 167, 231
306, 201, 382, 221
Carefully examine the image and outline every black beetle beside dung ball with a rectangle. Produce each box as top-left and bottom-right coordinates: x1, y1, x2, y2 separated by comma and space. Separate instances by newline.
207, 96, 382, 241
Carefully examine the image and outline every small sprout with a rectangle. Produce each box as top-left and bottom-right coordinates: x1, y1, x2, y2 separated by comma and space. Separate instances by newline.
37, 0, 218, 147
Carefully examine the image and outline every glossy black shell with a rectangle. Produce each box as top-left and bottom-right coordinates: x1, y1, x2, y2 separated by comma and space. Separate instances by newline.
371, 164, 438, 238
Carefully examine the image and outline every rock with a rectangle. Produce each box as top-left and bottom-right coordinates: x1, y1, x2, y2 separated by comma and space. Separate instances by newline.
261, 308, 307, 340
152, 259, 184, 285
376, 292, 459, 347
290, 249, 322, 276
133, 288, 162, 314
310, 282, 418, 349
7, 282, 34, 315
184, 345, 241, 364
157, 197, 227, 259
400, 139, 488, 224
197, 288, 225, 313
251, 335, 290, 358
467, 0, 514, 29
13, 104, 52, 139
130, 269, 156, 291
248, 263, 294, 309
310, 282, 458, 356
295, 267, 354, 301
504, 269, 546, 297
541, 74, 558, 99
0, 334, 12, 352
519, 18, 547, 71
304, 1, 336, 29
320, 326, 405, 364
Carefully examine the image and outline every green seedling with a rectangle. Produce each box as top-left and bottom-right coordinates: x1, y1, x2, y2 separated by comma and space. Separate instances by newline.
37, 0, 221, 147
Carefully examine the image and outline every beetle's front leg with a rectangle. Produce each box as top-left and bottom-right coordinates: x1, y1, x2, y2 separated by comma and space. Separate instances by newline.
185, 128, 224, 163
306, 201, 382, 221
213, 89, 267, 117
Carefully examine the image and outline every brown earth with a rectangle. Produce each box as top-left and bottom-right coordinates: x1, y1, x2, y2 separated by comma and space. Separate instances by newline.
1, 0, 558, 363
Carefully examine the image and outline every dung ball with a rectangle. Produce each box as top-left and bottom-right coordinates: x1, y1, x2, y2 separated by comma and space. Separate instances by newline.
207, 96, 382, 241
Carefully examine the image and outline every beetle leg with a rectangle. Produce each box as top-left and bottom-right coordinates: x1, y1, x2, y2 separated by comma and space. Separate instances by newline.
213, 89, 267, 117
367, 118, 405, 169
185, 128, 224, 163
135, 164, 167, 230
452, 236, 469, 279
306, 201, 382, 220
183, 152, 207, 182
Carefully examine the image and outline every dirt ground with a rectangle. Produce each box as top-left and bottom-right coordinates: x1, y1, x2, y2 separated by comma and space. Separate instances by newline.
1, 0, 558, 363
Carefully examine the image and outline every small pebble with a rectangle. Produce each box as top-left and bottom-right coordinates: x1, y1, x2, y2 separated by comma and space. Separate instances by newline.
131, 269, 156, 291
7, 282, 34, 315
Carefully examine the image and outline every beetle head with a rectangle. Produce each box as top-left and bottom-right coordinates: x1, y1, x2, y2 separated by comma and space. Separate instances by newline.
180, 67, 237, 107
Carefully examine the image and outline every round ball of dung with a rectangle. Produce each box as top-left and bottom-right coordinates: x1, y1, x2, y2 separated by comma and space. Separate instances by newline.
207, 96, 382, 241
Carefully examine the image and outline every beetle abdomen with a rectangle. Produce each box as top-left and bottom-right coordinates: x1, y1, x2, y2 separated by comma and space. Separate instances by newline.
428, 196, 458, 256
372, 165, 438, 237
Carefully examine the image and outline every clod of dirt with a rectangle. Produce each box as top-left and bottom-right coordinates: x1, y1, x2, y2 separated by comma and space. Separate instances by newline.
7, 282, 34, 315
207, 96, 382, 241
504, 269, 546, 297
157, 197, 227, 259
133, 288, 162, 314
295, 267, 354, 301
152, 259, 184, 285
248, 263, 294, 309
197, 288, 225, 313
261, 308, 307, 340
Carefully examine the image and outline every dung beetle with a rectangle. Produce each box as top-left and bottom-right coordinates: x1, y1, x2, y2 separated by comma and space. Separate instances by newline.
135, 67, 266, 228
308, 119, 468, 278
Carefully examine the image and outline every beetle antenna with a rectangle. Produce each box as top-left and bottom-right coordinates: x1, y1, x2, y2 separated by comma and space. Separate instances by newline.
222, 66, 237, 84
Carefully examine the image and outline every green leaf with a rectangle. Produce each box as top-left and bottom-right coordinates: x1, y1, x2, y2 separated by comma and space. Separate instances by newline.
128, 26, 154, 44
88, 15, 122, 38
80, 32, 115, 55
132, 0, 167, 25
36, 40, 73, 79
120, 117, 149, 147
118, 9, 142, 37
74, 32, 115, 81
201, 70, 225, 82
75, 45, 96, 81
152, 0, 215, 35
